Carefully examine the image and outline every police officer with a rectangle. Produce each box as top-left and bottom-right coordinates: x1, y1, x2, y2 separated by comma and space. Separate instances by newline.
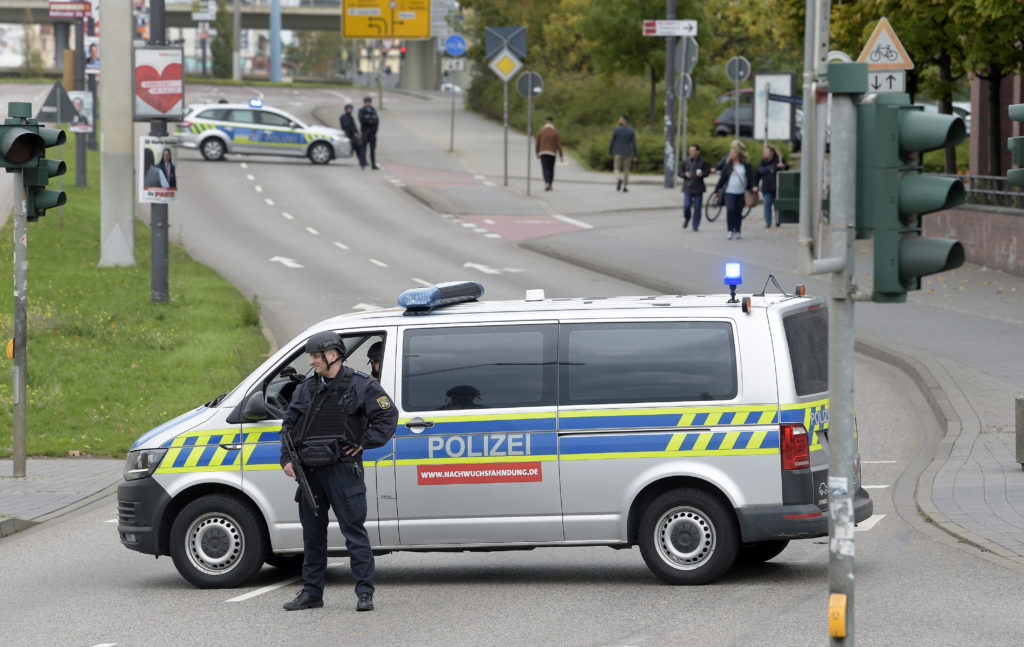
358, 96, 380, 170
280, 331, 397, 612
367, 341, 383, 381
339, 103, 366, 169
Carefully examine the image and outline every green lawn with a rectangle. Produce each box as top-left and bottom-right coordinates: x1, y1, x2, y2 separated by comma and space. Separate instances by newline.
0, 132, 268, 458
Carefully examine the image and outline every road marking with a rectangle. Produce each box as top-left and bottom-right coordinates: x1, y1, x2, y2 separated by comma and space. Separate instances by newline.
440, 214, 455, 219
305, 227, 319, 236
333, 241, 350, 250
483, 218, 496, 224
264, 198, 275, 206
270, 256, 304, 269
552, 213, 594, 230
254, 185, 263, 193
463, 262, 524, 275
246, 174, 255, 181
460, 222, 476, 228
240, 162, 249, 169
104, 519, 117, 523
90, 643, 118, 647
485, 233, 502, 239
863, 485, 890, 490
281, 212, 294, 220
482, 180, 496, 187
226, 563, 344, 603
473, 228, 489, 234
473, 175, 485, 180
863, 460, 898, 464
855, 514, 885, 532
369, 258, 388, 268
412, 277, 431, 286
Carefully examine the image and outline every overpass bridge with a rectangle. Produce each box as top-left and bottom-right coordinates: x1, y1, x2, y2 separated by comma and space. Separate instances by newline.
0, 1, 342, 32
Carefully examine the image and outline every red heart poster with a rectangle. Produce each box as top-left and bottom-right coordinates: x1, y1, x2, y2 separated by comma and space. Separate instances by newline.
133, 48, 184, 119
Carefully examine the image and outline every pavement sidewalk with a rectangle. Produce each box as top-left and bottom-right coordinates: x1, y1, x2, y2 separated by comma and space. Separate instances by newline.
2, 89, 1022, 572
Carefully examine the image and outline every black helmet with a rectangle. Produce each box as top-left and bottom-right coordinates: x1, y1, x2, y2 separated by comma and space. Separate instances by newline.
305, 331, 345, 355
363, 96, 372, 103
367, 341, 383, 363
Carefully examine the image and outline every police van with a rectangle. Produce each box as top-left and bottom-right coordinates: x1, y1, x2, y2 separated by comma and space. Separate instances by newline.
176, 99, 353, 164
117, 269, 872, 588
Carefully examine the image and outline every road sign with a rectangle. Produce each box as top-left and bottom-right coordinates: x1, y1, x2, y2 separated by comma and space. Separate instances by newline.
726, 56, 751, 82
489, 48, 523, 82
642, 20, 697, 37
516, 71, 543, 99
445, 34, 467, 57
869, 71, 905, 93
676, 36, 698, 75
191, 0, 216, 21
678, 73, 693, 100
856, 17, 914, 71
49, 1, 91, 19
443, 58, 465, 72
485, 26, 527, 60
342, 0, 431, 40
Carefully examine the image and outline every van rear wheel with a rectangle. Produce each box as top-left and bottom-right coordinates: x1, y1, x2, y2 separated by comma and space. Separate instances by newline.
638, 488, 738, 585
170, 494, 267, 588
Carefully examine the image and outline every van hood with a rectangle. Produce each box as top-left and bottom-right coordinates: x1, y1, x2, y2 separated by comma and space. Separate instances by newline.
130, 406, 218, 451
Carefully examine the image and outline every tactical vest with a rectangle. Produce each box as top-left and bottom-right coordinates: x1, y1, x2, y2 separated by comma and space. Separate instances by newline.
296, 369, 361, 459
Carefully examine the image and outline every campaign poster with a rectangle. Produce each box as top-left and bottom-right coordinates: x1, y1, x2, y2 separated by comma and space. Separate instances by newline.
85, 35, 100, 75
68, 90, 94, 133
133, 47, 184, 121
139, 136, 178, 204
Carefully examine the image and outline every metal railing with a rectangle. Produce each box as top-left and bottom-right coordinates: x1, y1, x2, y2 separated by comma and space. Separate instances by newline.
938, 173, 1024, 210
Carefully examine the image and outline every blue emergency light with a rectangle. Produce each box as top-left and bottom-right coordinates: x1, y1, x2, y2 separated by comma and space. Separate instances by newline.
724, 262, 742, 303
248, 98, 264, 108
398, 281, 485, 315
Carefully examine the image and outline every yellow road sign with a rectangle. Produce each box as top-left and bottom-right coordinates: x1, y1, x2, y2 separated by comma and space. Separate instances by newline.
488, 48, 523, 82
343, 0, 431, 40
856, 17, 913, 71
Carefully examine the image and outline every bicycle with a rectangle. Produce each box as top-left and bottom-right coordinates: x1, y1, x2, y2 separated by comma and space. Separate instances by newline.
704, 191, 754, 223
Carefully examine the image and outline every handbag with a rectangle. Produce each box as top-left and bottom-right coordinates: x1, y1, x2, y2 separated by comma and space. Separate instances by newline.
744, 189, 759, 207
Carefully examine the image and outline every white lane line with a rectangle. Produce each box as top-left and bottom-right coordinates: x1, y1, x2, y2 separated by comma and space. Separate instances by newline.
254, 185, 263, 193
269, 256, 304, 269
485, 233, 502, 239
369, 258, 388, 268
264, 198, 275, 206
863, 460, 898, 464
246, 174, 255, 181
473, 175, 486, 180
473, 228, 489, 234
333, 241, 350, 250
240, 163, 249, 169
440, 214, 455, 219
104, 519, 117, 523
281, 212, 294, 220
855, 514, 885, 532
411, 277, 431, 286
460, 222, 476, 228
483, 218, 496, 224
224, 563, 346, 603
90, 643, 118, 647
482, 180, 497, 187
305, 227, 319, 236
552, 213, 594, 230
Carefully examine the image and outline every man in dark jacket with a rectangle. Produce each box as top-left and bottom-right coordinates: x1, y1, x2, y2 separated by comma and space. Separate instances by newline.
608, 115, 638, 192
280, 332, 398, 613
677, 144, 711, 231
358, 96, 380, 170
339, 104, 366, 169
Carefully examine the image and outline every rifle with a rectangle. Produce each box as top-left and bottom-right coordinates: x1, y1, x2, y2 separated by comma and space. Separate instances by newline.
281, 429, 318, 515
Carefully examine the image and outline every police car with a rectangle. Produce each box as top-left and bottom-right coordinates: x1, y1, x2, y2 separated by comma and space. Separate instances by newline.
117, 268, 872, 588
176, 99, 353, 164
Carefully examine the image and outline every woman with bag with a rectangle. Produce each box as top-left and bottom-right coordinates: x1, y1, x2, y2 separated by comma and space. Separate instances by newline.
713, 140, 756, 240
757, 145, 789, 229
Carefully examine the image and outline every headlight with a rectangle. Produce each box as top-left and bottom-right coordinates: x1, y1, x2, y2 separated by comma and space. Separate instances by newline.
123, 448, 167, 480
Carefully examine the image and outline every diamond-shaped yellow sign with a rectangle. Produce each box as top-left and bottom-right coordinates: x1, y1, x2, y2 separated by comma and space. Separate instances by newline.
488, 48, 523, 82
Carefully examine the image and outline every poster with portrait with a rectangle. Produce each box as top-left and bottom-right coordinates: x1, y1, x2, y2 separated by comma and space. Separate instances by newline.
85, 35, 100, 75
68, 90, 94, 133
139, 136, 178, 204
132, 46, 184, 121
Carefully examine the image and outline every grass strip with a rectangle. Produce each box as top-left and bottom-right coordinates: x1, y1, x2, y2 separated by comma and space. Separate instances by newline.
1, 131, 268, 458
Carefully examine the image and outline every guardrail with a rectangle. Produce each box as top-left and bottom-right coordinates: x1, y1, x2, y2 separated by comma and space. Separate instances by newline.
939, 173, 1024, 210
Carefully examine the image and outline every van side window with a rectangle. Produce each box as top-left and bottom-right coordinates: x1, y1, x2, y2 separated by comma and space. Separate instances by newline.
783, 307, 829, 396
559, 322, 737, 405
402, 325, 556, 411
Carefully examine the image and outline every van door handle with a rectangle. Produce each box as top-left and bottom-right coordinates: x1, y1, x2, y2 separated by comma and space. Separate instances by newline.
220, 443, 243, 451
404, 417, 435, 433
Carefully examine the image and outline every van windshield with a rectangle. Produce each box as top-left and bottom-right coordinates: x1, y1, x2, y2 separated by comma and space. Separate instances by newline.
783, 307, 828, 396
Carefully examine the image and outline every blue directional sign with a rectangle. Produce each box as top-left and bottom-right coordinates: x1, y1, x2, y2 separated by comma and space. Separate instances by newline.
445, 34, 467, 57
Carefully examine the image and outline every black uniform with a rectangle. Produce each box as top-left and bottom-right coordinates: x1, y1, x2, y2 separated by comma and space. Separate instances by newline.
280, 367, 397, 600
358, 103, 380, 169
339, 111, 366, 168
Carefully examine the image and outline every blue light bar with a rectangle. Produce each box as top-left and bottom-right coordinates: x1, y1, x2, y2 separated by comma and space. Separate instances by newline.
724, 262, 742, 286
248, 98, 264, 108
398, 281, 485, 315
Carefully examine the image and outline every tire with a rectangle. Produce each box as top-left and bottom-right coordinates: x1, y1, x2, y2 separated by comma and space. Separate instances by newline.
200, 137, 226, 161
638, 488, 739, 585
308, 141, 332, 165
170, 494, 267, 589
735, 539, 790, 565
705, 193, 723, 223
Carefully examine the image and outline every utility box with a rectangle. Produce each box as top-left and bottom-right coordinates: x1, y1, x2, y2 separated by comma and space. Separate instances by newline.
776, 170, 800, 223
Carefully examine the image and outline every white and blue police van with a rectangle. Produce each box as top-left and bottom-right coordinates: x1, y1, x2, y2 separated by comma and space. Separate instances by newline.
176, 99, 354, 164
117, 268, 872, 588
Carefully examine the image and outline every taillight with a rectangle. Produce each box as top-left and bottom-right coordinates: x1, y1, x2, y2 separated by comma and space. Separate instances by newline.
780, 423, 810, 470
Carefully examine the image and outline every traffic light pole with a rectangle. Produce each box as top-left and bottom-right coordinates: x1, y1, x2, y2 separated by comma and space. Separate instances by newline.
11, 165, 28, 478
149, 0, 169, 303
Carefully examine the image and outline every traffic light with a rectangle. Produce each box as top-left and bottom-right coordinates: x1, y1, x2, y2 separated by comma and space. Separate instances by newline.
0, 122, 44, 169
21, 125, 66, 222
1008, 103, 1024, 188
857, 94, 967, 303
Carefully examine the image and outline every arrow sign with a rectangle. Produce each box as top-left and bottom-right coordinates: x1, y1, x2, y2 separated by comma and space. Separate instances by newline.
868, 71, 905, 93
269, 256, 304, 269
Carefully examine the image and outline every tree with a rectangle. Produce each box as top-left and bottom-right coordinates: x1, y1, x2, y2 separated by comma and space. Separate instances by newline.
286, 31, 343, 78
210, 0, 233, 79
21, 8, 44, 78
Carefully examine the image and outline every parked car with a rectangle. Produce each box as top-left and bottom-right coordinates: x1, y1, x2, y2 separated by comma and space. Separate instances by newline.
713, 89, 803, 151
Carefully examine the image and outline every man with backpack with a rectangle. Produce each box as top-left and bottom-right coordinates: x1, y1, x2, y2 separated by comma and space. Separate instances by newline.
358, 96, 380, 170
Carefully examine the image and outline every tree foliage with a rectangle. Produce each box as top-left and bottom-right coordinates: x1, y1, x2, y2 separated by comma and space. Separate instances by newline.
210, 0, 233, 79
285, 31, 343, 78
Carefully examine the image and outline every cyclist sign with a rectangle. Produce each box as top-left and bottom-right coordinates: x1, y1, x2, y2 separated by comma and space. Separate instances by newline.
856, 17, 913, 71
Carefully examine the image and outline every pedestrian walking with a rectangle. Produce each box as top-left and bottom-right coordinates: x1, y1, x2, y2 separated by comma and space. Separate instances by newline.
358, 96, 380, 170
536, 117, 564, 191
677, 144, 710, 231
757, 145, 789, 228
280, 332, 398, 612
339, 104, 366, 169
713, 140, 756, 240
608, 115, 638, 192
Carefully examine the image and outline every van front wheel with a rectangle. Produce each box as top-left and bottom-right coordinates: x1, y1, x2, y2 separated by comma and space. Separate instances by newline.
170, 494, 267, 588
638, 488, 739, 585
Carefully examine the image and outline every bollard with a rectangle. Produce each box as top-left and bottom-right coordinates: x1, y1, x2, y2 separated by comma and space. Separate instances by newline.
1017, 395, 1024, 469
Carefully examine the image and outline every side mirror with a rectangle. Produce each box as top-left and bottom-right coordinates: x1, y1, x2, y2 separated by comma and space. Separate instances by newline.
242, 390, 269, 422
